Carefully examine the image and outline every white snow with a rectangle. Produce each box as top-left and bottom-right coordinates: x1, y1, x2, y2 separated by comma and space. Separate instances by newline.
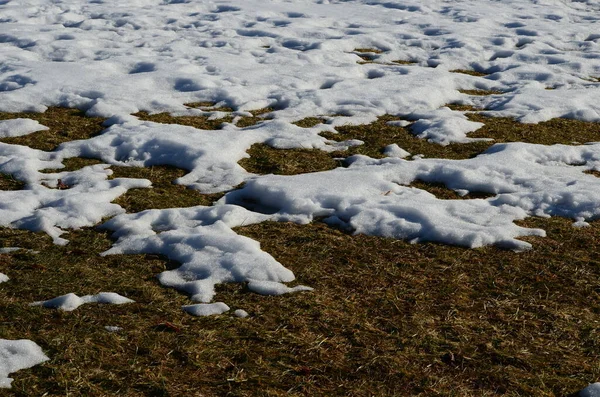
101, 205, 305, 302
0, 0, 598, 336
0, 339, 48, 388
580, 383, 600, 397
234, 309, 249, 318
383, 144, 411, 159
104, 326, 123, 333
0, 273, 8, 283
182, 302, 230, 317
0, 247, 20, 254
0, 119, 48, 138
31, 292, 135, 311
247, 280, 313, 296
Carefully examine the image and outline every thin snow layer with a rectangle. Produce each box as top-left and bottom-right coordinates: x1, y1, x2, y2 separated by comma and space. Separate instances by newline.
102, 205, 310, 302
0, 339, 49, 389
0, 142, 151, 244
1, 0, 600, 144
581, 383, 600, 397
182, 302, 230, 317
224, 142, 600, 251
0, 119, 48, 138
0, 273, 8, 283
31, 292, 135, 311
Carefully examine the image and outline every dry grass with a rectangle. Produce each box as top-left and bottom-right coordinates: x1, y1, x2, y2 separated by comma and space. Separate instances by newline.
410, 180, 493, 200
0, 173, 24, 190
450, 69, 490, 77
353, 48, 384, 63
2, 106, 600, 396
240, 144, 340, 175
459, 89, 504, 96
392, 59, 417, 65
324, 115, 492, 160
135, 107, 273, 130
0, 108, 106, 151
109, 165, 224, 213
2, 217, 599, 396
467, 114, 600, 145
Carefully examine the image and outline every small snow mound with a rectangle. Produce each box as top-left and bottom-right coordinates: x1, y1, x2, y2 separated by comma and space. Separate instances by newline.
32, 292, 134, 311
387, 120, 411, 128
0, 339, 49, 389
0, 119, 48, 138
234, 309, 249, 318
580, 383, 600, 397
0, 273, 8, 283
247, 280, 313, 296
31, 293, 85, 311
383, 144, 410, 159
82, 292, 135, 305
182, 302, 230, 317
104, 326, 123, 333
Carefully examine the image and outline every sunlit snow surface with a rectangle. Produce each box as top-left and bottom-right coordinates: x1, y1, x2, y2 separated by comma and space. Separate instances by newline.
0, 340, 48, 388
0, 0, 600, 356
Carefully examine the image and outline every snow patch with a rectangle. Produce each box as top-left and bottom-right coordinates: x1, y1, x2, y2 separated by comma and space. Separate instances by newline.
0, 119, 48, 138
31, 292, 134, 311
182, 302, 230, 317
0, 339, 49, 389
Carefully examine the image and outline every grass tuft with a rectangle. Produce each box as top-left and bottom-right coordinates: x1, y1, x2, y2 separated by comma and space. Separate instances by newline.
450, 69, 489, 77
0, 173, 25, 190
410, 180, 494, 200
392, 59, 417, 65
240, 144, 340, 175
459, 89, 503, 96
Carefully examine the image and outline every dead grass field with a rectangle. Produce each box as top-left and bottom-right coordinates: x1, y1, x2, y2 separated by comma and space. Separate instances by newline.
1, 107, 600, 396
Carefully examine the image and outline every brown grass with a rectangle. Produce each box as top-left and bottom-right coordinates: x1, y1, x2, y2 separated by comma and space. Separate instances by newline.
109, 165, 224, 213
0, 108, 106, 151
410, 180, 494, 200
353, 48, 384, 63
2, 216, 598, 396
450, 69, 489, 77
392, 59, 417, 65
324, 115, 492, 160
135, 107, 273, 129
459, 89, 504, 96
467, 114, 600, 145
2, 106, 600, 396
240, 144, 340, 175
0, 173, 24, 190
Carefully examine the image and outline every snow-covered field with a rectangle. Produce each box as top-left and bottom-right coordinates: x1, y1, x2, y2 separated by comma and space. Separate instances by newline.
1, 0, 600, 387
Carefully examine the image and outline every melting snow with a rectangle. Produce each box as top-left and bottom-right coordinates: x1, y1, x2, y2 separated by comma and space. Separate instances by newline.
0, 119, 48, 138
182, 302, 230, 317
2, 0, 600, 381
0, 340, 49, 388
31, 292, 135, 311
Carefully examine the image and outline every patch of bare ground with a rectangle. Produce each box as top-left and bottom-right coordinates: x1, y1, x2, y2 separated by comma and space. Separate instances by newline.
135, 106, 273, 130
450, 69, 490, 77
410, 180, 494, 200
467, 114, 600, 145
0, 108, 107, 151
109, 164, 224, 213
43, 157, 222, 212
0, 173, 24, 190
458, 89, 503, 96
2, 215, 596, 395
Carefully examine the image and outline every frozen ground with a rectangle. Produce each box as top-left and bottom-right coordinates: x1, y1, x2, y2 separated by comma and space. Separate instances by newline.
1, 0, 600, 385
